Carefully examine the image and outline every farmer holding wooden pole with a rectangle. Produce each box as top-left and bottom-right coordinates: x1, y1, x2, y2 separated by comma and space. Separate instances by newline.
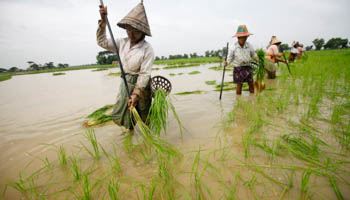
97, 1, 154, 130
264, 36, 287, 79
224, 25, 257, 95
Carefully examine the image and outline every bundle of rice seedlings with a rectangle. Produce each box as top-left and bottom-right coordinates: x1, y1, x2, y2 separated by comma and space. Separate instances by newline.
131, 107, 179, 157
254, 49, 266, 92
84, 104, 113, 127
147, 89, 184, 136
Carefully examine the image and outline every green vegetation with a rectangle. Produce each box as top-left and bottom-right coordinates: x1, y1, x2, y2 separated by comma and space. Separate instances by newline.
175, 90, 205, 95
108, 72, 121, 76
4, 50, 350, 199
84, 104, 113, 127
188, 71, 200, 75
205, 80, 216, 85
92, 68, 108, 72
164, 63, 200, 70
52, 72, 65, 76
0, 74, 12, 82
154, 57, 219, 66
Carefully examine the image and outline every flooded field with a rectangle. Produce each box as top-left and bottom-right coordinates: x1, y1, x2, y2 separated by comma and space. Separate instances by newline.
0, 50, 350, 199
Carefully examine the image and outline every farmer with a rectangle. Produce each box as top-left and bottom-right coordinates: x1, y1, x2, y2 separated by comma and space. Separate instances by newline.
97, 1, 154, 130
265, 36, 287, 79
288, 41, 299, 62
297, 44, 305, 59
218, 50, 223, 66
224, 25, 257, 95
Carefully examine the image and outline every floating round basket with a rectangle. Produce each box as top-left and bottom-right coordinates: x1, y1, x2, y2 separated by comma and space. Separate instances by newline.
151, 76, 172, 96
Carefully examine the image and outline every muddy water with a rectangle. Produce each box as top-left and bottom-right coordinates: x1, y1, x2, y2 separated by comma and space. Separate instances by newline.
0, 65, 348, 199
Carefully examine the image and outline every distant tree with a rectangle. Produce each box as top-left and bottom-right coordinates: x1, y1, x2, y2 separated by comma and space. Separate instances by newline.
155, 56, 160, 61
9, 67, 18, 72
305, 45, 313, 51
27, 61, 39, 71
279, 43, 289, 52
190, 53, 198, 58
161, 56, 166, 60
323, 38, 349, 49
96, 50, 115, 64
312, 38, 325, 50
64, 64, 69, 68
57, 63, 65, 68
44, 62, 55, 69
0, 68, 8, 73
183, 54, 188, 59
205, 51, 210, 57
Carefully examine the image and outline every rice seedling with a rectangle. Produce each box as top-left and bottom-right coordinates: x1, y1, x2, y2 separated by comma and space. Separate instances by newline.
108, 72, 121, 76
254, 49, 266, 92
169, 73, 176, 76
163, 63, 200, 69
52, 72, 65, 76
108, 178, 121, 200
188, 71, 201, 75
328, 176, 344, 200
190, 148, 212, 200
92, 68, 108, 72
243, 175, 258, 200
177, 72, 184, 75
147, 89, 184, 136
57, 145, 68, 166
175, 90, 205, 95
300, 170, 312, 200
81, 129, 100, 160
71, 155, 81, 181
82, 173, 91, 200
100, 145, 122, 175
84, 104, 113, 127
205, 80, 216, 85
131, 107, 179, 157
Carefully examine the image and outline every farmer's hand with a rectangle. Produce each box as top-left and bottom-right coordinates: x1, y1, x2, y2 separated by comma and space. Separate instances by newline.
128, 94, 139, 109
99, 5, 107, 23
223, 61, 228, 67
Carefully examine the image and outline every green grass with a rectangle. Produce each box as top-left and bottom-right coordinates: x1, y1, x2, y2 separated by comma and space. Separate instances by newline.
164, 63, 200, 69
154, 57, 220, 65
108, 72, 121, 76
0, 74, 12, 82
175, 90, 205, 95
53, 72, 65, 76
205, 80, 216, 85
82, 129, 100, 160
84, 105, 113, 127
188, 71, 200, 75
92, 68, 108, 72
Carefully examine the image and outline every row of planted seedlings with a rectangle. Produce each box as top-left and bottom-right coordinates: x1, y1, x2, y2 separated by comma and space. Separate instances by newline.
211, 50, 350, 199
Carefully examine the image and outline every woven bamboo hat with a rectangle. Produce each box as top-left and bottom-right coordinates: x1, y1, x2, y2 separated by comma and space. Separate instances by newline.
270, 37, 281, 45
233, 25, 253, 37
117, 1, 152, 37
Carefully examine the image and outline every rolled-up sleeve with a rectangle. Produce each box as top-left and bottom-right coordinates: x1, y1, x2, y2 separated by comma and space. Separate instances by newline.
249, 44, 257, 58
96, 20, 120, 53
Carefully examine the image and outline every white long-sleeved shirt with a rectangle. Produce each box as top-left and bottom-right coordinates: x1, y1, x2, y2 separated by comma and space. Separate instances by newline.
97, 22, 154, 90
227, 42, 257, 67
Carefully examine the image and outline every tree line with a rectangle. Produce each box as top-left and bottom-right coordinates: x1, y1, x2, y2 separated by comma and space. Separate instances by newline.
312, 37, 349, 50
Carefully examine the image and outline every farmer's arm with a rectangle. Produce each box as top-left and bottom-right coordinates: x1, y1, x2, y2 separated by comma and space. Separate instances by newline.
272, 46, 287, 63
96, 5, 121, 52
129, 46, 155, 107
224, 45, 234, 66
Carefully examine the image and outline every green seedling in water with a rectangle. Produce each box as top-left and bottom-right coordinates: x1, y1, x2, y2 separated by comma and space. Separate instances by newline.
300, 170, 312, 200
108, 72, 121, 76
71, 155, 81, 181
84, 104, 113, 127
328, 176, 344, 200
108, 178, 121, 200
205, 80, 216, 85
175, 90, 205, 95
188, 71, 201, 75
147, 89, 184, 136
53, 72, 65, 76
82, 129, 100, 160
57, 145, 68, 166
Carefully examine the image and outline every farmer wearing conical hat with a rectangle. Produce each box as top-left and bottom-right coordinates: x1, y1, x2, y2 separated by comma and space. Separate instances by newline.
224, 25, 258, 95
265, 36, 287, 79
289, 41, 299, 62
97, 1, 154, 130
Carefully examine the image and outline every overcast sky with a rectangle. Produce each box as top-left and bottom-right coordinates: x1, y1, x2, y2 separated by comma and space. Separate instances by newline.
0, 0, 349, 69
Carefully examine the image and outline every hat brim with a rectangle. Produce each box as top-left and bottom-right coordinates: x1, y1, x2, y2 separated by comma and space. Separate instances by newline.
233, 32, 253, 37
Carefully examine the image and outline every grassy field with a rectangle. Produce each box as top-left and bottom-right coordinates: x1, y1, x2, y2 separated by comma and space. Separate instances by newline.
154, 56, 220, 65
2, 50, 350, 199
0, 74, 12, 82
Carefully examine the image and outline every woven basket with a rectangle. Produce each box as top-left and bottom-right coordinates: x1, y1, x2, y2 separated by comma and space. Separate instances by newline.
151, 76, 172, 95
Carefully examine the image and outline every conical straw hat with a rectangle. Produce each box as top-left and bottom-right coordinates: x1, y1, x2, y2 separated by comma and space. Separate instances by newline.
270, 37, 281, 45
117, 2, 152, 36
233, 25, 253, 37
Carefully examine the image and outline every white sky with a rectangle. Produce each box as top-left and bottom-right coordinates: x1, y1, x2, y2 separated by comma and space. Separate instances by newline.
0, 0, 349, 69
